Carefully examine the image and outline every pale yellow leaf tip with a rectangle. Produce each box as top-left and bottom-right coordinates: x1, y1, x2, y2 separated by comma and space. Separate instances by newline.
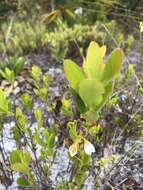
100, 45, 106, 58
69, 142, 78, 157
89, 41, 100, 49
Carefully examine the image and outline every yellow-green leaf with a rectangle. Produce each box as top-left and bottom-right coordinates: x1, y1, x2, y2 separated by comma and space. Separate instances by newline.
71, 89, 87, 113
17, 177, 30, 187
10, 150, 22, 164
97, 82, 113, 111
125, 64, 135, 81
101, 48, 123, 85
79, 79, 104, 109
69, 142, 79, 157
100, 45, 106, 58
11, 163, 29, 175
83, 42, 105, 80
64, 59, 84, 92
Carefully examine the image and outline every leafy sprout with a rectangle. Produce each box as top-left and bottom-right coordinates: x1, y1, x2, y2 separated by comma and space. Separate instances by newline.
64, 41, 123, 122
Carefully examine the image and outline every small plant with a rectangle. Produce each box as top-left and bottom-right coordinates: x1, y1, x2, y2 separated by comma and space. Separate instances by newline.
64, 41, 123, 121
0, 56, 25, 84
8, 56, 25, 75
62, 42, 124, 188
125, 64, 135, 81
68, 121, 95, 157
31, 66, 49, 102
67, 121, 95, 188
0, 67, 15, 84
20, 93, 32, 111
0, 89, 11, 116
10, 150, 32, 187
0, 67, 57, 189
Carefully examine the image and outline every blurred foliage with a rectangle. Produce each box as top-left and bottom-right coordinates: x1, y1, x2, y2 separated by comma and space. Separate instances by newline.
0, 0, 139, 63
0, 0, 142, 24
0, 1, 17, 16
0, 19, 134, 63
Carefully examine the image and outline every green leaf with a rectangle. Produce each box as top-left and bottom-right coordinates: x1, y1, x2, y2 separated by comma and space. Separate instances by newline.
0, 67, 15, 84
61, 98, 73, 116
0, 70, 6, 79
80, 151, 90, 167
20, 93, 32, 110
47, 134, 55, 149
125, 64, 135, 81
34, 107, 43, 128
83, 110, 99, 122
5, 68, 15, 83
43, 75, 49, 86
79, 79, 104, 109
10, 57, 25, 75
17, 177, 30, 187
31, 66, 42, 81
83, 42, 105, 79
71, 89, 87, 113
0, 89, 11, 115
16, 107, 27, 129
34, 131, 45, 147
10, 150, 31, 175
97, 82, 113, 111
11, 163, 29, 175
22, 151, 31, 164
10, 150, 31, 164
68, 121, 79, 142
101, 48, 123, 85
64, 59, 85, 92
12, 126, 21, 142
34, 87, 48, 102
43, 129, 50, 141
10, 150, 22, 164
